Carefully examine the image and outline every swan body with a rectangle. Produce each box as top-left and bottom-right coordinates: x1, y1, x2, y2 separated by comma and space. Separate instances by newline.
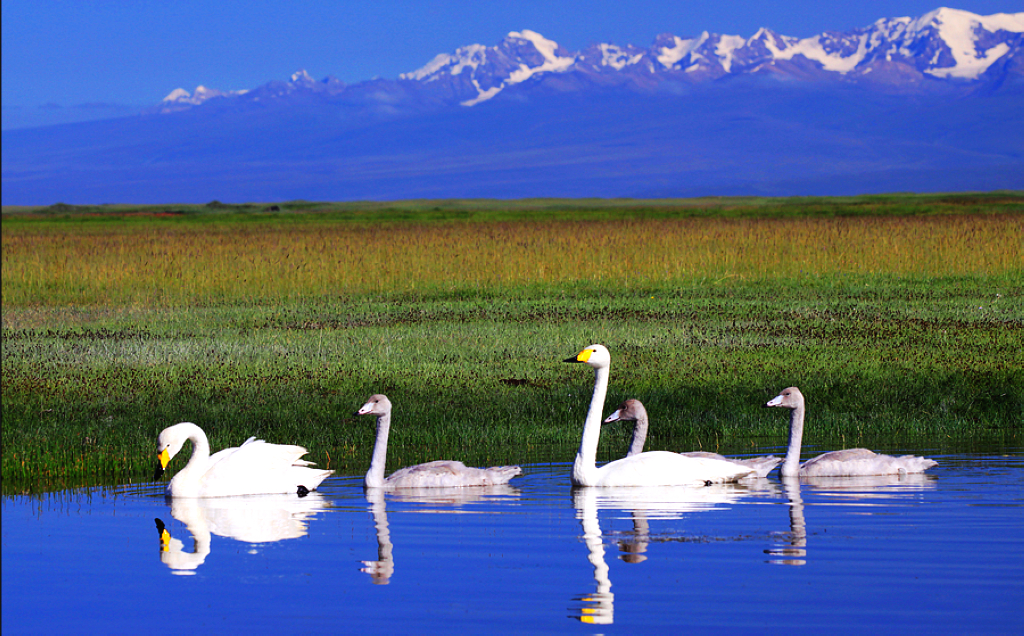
564, 345, 755, 487
356, 394, 522, 489
604, 398, 781, 478
154, 422, 332, 498
766, 386, 938, 478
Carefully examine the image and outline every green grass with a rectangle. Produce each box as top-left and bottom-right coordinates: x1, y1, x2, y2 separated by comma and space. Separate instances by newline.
2, 194, 1022, 492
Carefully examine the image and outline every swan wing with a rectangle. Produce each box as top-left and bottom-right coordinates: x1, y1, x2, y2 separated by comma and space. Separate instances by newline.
801, 448, 937, 477
198, 440, 331, 496
680, 451, 728, 460
594, 451, 754, 487
682, 451, 781, 479
385, 460, 522, 489
732, 455, 783, 478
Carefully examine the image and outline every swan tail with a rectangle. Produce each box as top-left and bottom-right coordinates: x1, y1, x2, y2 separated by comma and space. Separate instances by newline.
736, 455, 783, 479
895, 455, 938, 473
487, 465, 522, 485
296, 468, 333, 492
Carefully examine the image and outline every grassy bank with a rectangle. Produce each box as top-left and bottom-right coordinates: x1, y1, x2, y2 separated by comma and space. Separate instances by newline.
2, 195, 1022, 490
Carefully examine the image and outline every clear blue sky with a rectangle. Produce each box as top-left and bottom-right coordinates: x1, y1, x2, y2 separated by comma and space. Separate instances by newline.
2, 1, 1019, 113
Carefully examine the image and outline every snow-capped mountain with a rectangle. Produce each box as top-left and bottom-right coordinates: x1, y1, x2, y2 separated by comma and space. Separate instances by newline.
156, 7, 1023, 112
399, 30, 577, 105
159, 85, 248, 110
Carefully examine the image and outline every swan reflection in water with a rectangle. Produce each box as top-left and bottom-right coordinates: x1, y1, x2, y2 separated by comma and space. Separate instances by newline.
361, 485, 520, 585
766, 472, 937, 566
570, 484, 751, 624
154, 492, 330, 575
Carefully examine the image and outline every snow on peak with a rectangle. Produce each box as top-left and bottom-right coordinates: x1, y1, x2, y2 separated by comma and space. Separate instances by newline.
715, 34, 746, 73
155, 8, 1024, 114
911, 6, 1024, 33
162, 88, 191, 102
400, 44, 488, 81
398, 30, 577, 105
507, 30, 572, 66
768, 32, 870, 73
911, 7, 1024, 78
657, 33, 708, 68
504, 30, 575, 84
599, 44, 643, 70
158, 84, 247, 109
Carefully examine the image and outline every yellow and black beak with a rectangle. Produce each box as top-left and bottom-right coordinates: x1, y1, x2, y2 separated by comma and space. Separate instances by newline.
563, 348, 594, 364
153, 448, 170, 480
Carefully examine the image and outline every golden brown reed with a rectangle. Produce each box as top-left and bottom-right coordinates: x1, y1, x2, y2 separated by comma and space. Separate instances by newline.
3, 214, 1020, 306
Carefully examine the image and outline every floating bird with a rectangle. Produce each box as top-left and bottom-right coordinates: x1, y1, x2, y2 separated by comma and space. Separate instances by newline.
355, 394, 521, 489
765, 386, 937, 477
564, 345, 755, 486
154, 422, 332, 497
604, 398, 781, 478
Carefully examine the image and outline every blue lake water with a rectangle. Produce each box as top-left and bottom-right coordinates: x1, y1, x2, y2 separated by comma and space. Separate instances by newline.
3, 452, 1023, 634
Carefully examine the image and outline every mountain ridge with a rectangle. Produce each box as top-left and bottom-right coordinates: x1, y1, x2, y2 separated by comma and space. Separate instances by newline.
3, 7, 1022, 204
156, 7, 1024, 112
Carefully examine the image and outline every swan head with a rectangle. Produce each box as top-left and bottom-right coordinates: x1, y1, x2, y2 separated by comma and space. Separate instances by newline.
563, 344, 611, 369
603, 398, 645, 423
154, 422, 196, 479
356, 394, 392, 417
766, 386, 804, 410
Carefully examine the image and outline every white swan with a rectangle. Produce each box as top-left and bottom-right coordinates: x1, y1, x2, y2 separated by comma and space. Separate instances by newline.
154, 422, 332, 497
766, 386, 938, 477
355, 394, 522, 489
564, 345, 755, 486
603, 398, 782, 478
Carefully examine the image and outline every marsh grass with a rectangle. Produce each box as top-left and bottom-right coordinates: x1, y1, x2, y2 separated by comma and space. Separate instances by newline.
4, 211, 1021, 306
2, 195, 1022, 489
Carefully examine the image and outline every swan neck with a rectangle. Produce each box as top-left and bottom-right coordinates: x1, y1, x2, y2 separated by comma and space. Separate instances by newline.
627, 409, 649, 457
181, 426, 210, 475
168, 424, 210, 494
366, 412, 391, 488
573, 364, 609, 485
780, 402, 805, 478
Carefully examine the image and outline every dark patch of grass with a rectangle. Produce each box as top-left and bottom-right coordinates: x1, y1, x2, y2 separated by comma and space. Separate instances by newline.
4, 191, 1022, 224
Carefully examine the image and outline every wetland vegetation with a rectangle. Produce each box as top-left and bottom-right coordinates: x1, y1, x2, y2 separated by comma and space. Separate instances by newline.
2, 193, 1022, 490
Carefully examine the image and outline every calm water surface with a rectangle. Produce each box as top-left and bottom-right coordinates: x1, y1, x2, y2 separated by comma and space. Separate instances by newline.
3, 452, 1023, 634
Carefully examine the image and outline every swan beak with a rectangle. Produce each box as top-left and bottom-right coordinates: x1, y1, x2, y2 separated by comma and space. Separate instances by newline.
603, 409, 622, 423
154, 448, 170, 480
765, 395, 783, 408
564, 348, 593, 363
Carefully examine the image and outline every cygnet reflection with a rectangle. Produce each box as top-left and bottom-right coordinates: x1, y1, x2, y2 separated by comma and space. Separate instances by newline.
360, 484, 520, 585
766, 472, 937, 566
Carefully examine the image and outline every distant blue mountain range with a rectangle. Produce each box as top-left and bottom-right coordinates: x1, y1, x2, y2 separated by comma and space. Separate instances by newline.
3, 7, 1023, 204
